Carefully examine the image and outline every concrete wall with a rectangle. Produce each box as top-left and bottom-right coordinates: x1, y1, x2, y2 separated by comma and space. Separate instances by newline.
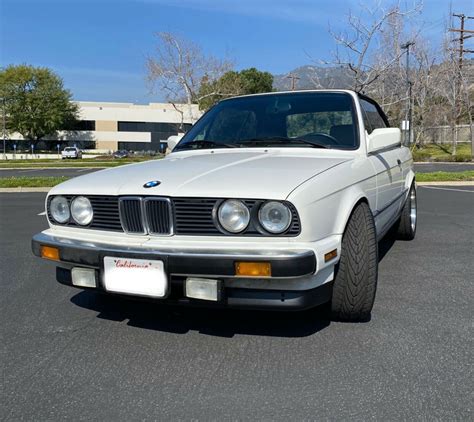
95, 120, 118, 150
78, 101, 201, 124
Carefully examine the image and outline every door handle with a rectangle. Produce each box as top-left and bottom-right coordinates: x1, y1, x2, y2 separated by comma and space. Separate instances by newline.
397, 159, 402, 166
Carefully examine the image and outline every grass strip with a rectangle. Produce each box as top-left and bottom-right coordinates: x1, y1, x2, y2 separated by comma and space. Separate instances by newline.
412, 144, 472, 162
0, 176, 70, 188
416, 171, 474, 182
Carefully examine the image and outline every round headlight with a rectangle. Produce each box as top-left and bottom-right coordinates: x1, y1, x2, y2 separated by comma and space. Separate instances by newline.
259, 201, 292, 234
50, 196, 70, 224
217, 199, 250, 233
71, 196, 93, 225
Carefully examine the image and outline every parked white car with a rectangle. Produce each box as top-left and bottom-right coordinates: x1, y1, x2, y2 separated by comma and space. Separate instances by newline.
61, 147, 82, 159
33, 90, 416, 321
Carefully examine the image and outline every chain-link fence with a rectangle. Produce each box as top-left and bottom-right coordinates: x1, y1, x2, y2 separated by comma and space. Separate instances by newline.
418, 124, 472, 144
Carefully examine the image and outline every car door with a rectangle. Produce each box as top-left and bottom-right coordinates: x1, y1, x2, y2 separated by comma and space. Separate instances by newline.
360, 98, 403, 234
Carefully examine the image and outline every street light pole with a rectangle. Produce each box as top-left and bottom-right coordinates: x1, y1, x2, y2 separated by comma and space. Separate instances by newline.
401, 41, 415, 145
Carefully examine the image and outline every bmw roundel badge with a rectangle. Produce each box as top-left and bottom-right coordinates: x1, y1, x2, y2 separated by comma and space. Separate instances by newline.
143, 180, 161, 188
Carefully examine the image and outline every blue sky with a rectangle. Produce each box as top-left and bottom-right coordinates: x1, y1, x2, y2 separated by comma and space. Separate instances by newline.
1, 0, 472, 103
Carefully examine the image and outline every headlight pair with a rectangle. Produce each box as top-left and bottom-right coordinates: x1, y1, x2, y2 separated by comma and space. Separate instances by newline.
49, 196, 93, 226
217, 199, 292, 234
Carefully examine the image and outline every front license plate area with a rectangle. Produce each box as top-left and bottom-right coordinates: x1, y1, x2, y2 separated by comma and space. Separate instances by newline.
103, 256, 167, 298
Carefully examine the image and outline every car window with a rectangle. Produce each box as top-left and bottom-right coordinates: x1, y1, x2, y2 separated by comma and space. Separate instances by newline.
207, 108, 257, 142
286, 110, 353, 141
360, 99, 387, 133
176, 92, 358, 151
360, 108, 373, 133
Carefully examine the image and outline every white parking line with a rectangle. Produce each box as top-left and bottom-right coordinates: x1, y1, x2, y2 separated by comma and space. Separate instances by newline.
37, 211, 46, 216
420, 186, 474, 193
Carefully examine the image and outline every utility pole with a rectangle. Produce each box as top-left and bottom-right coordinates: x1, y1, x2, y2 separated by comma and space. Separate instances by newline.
401, 41, 415, 145
449, 13, 474, 156
286, 73, 300, 91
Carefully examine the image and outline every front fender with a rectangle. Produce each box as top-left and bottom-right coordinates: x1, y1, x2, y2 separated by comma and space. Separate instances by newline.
405, 169, 416, 191
288, 158, 376, 242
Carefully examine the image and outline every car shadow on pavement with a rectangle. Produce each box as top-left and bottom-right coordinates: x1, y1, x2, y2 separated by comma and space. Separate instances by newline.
71, 290, 331, 338
378, 234, 397, 262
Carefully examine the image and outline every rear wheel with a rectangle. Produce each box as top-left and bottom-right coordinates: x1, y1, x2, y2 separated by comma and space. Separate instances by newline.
330, 202, 378, 322
396, 183, 417, 240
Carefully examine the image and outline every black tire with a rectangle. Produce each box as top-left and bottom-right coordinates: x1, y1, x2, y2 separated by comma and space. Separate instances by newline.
396, 183, 417, 240
330, 202, 378, 322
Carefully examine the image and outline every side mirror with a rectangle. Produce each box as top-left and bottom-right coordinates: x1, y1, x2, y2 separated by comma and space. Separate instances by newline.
166, 135, 181, 154
367, 128, 401, 154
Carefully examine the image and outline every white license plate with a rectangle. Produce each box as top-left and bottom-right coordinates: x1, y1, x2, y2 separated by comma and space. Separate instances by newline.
103, 257, 167, 298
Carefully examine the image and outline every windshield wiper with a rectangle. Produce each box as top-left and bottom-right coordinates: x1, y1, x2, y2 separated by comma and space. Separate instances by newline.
237, 137, 330, 149
175, 140, 240, 151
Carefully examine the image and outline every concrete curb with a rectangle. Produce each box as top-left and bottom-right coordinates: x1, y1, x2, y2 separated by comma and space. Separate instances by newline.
417, 181, 474, 186
0, 187, 51, 193
414, 161, 474, 164
0, 167, 105, 171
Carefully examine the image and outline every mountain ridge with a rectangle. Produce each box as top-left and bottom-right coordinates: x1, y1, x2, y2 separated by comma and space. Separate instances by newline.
273, 65, 354, 91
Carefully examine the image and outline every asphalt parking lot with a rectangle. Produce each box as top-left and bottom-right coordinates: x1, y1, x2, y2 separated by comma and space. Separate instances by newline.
414, 162, 474, 173
1, 188, 473, 420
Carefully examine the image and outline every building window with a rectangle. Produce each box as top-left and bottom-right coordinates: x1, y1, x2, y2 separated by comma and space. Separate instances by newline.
118, 121, 187, 133
64, 120, 96, 131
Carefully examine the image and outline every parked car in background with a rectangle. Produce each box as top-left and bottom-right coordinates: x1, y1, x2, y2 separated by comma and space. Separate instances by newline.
113, 150, 130, 159
61, 147, 82, 159
33, 90, 416, 322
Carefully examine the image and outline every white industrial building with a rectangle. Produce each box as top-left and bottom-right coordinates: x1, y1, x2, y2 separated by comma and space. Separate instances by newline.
6, 101, 201, 152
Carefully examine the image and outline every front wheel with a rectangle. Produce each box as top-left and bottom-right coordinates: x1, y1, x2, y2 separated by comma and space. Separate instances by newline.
396, 183, 417, 240
330, 202, 378, 322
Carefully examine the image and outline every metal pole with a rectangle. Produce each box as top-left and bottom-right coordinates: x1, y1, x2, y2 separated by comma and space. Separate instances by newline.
408, 80, 413, 144
2, 98, 6, 160
401, 41, 415, 146
406, 46, 410, 145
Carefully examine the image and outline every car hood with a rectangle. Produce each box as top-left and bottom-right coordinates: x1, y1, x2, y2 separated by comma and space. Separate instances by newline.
50, 149, 352, 200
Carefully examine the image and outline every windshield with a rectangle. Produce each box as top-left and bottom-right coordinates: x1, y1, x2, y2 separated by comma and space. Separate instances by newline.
175, 92, 359, 151
64, 147, 76, 151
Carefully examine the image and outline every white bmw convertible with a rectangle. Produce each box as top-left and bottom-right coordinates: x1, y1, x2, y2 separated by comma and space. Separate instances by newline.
32, 90, 417, 321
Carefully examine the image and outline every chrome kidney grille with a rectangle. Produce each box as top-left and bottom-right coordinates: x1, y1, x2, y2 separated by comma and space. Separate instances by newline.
119, 197, 172, 235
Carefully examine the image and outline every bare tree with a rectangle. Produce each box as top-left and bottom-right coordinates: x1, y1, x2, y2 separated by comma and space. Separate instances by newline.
369, 10, 409, 121
146, 32, 233, 121
325, 0, 422, 93
410, 41, 438, 146
434, 41, 467, 155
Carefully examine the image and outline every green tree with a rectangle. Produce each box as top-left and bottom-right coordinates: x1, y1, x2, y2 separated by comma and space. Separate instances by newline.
0, 64, 79, 146
198, 67, 273, 110
239, 67, 273, 95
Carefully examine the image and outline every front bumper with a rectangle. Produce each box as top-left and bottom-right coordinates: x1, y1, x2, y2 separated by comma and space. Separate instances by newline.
32, 232, 331, 310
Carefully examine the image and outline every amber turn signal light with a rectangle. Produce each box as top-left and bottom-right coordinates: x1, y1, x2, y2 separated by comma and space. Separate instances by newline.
235, 261, 271, 277
40, 245, 60, 261
324, 249, 338, 262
